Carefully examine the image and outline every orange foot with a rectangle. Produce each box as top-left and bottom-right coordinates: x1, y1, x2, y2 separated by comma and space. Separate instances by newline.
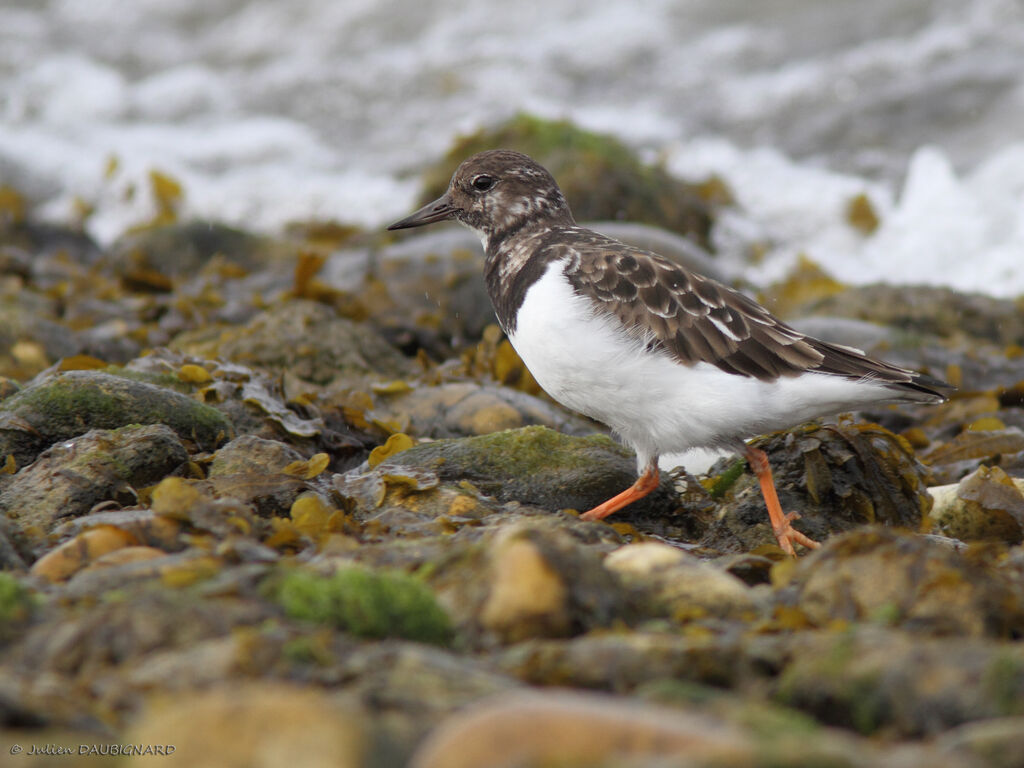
744, 446, 821, 557
580, 465, 660, 521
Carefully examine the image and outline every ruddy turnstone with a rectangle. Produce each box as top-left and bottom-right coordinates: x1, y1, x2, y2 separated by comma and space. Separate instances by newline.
388, 150, 952, 555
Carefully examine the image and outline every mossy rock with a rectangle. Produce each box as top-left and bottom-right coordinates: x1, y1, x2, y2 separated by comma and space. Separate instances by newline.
270, 565, 453, 645
377, 425, 682, 520
0, 370, 231, 466
418, 114, 713, 247
106, 220, 295, 280
0, 572, 35, 641
774, 626, 1024, 736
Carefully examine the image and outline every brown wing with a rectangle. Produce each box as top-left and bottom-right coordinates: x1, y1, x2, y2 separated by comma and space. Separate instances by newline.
562, 237, 822, 380
560, 232, 950, 399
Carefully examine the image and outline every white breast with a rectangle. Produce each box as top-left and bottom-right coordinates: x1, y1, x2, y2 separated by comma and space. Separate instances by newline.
508, 262, 902, 471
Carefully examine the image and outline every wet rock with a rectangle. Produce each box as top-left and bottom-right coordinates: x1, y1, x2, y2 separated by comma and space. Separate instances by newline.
410, 689, 753, 768
125, 682, 367, 768
0, 376, 21, 402
785, 528, 1024, 637
0, 295, 77, 379
796, 285, 1024, 390
470, 524, 622, 644
929, 466, 1024, 544
336, 463, 506, 540
0, 217, 101, 267
106, 221, 294, 280
325, 233, 494, 353
376, 425, 682, 520
938, 717, 1024, 768
0, 424, 188, 538
604, 541, 762, 622
338, 642, 521, 765
0, 585, 273, 726
924, 428, 1024, 487
198, 472, 311, 520
61, 550, 242, 600
371, 381, 600, 439
171, 299, 412, 386
208, 434, 305, 476
703, 420, 933, 554
410, 688, 971, 768
0, 370, 231, 467
123, 350, 373, 469
805, 284, 1024, 349
774, 625, 1024, 736
415, 114, 714, 247
495, 630, 747, 692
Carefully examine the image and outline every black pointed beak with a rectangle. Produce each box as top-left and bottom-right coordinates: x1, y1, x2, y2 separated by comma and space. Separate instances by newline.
387, 193, 457, 230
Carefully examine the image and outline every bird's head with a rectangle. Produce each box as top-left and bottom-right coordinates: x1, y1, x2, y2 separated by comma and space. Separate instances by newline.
388, 149, 574, 246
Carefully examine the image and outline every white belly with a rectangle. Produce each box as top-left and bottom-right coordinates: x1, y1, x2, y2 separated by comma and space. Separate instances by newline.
508, 262, 900, 469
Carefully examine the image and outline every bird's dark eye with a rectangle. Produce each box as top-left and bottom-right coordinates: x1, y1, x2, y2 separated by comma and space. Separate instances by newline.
471, 175, 496, 192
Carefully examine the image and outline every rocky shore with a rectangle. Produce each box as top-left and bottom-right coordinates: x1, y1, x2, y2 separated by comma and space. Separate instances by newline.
2, 118, 1024, 767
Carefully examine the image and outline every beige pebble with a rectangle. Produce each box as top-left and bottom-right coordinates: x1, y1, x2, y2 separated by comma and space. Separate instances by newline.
126, 682, 365, 768
480, 528, 569, 641
605, 541, 758, 620
30, 525, 139, 583
410, 689, 751, 768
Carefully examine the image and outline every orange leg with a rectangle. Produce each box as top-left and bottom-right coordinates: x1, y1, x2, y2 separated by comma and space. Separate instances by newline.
580, 465, 660, 521
744, 446, 820, 556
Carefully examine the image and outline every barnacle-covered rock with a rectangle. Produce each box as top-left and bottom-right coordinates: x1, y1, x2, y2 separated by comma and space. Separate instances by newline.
703, 419, 934, 553
929, 466, 1024, 544
783, 528, 1024, 637
0, 424, 188, 539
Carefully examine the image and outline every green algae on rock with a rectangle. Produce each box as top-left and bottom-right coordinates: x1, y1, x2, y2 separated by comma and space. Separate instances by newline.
375, 425, 680, 519
0, 572, 35, 639
269, 565, 453, 645
0, 370, 231, 466
106, 220, 296, 280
